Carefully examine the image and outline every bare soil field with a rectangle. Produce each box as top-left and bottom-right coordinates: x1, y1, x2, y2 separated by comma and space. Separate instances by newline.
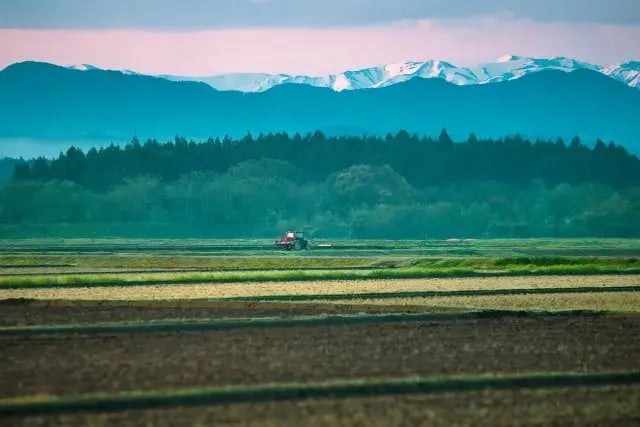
1, 274, 637, 300
333, 291, 640, 312
8, 385, 640, 427
1, 313, 638, 399
0, 299, 432, 326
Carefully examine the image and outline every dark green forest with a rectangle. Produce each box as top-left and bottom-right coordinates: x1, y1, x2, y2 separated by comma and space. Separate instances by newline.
3, 130, 640, 238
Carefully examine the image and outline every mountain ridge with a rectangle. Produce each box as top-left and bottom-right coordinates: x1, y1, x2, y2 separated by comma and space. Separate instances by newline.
161, 55, 612, 92
37, 55, 640, 93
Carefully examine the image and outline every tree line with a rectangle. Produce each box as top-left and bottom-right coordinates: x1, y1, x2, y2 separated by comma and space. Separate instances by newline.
11, 130, 640, 190
3, 130, 640, 238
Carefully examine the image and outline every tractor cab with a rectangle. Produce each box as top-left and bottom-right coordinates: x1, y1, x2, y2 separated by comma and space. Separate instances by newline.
276, 230, 309, 251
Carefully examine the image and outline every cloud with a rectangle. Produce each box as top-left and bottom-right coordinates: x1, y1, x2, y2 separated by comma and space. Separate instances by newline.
1, 16, 639, 75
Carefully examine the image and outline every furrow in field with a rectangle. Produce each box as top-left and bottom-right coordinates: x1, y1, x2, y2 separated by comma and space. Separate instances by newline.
11, 385, 640, 427
2, 371, 640, 418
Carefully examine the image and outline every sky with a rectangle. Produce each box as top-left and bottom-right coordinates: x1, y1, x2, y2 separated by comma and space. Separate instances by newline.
1, 0, 639, 76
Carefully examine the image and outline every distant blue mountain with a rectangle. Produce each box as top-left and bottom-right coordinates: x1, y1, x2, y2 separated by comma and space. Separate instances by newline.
1, 61, 639, 152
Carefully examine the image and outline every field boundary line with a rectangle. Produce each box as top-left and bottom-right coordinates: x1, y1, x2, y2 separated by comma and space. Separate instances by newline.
0, 309, 602, 336
1, 371, 639, 417
219, 285, 640, 302
2, 269, 640, 289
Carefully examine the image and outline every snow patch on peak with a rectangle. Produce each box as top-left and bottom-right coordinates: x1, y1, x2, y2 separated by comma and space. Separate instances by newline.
67, 64, 100, 71
66, 64, 140, 76
332, 74, 352, 91
384, 61, 424, 77
603, 61, 640, 88
606, 61, 640, 69
497, 54, 522, 63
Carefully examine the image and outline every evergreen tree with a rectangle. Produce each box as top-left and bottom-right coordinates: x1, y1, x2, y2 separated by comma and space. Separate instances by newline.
438, 128, 454, 146
12, 161, 30, 180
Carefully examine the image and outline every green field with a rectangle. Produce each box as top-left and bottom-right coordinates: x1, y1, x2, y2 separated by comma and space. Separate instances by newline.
1, 238, 639, 426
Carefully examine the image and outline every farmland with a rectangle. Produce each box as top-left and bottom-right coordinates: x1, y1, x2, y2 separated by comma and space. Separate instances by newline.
1, 238, 640, 426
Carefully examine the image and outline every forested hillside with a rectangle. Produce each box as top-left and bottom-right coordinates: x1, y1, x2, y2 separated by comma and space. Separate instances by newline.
3, 131, 640, 238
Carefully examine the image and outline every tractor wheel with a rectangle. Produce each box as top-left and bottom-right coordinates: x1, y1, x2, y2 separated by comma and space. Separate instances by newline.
294, 240, 302, 250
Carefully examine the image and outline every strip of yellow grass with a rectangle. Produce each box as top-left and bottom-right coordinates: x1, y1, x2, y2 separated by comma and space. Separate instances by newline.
330, 292, 640, 312
1, 275, 638, 301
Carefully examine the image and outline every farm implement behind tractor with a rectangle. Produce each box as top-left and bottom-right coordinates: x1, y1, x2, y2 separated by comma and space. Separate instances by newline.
276, 231, 310, 251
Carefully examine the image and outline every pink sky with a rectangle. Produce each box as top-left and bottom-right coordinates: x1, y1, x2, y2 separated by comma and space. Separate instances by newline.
2, 16, 640, 75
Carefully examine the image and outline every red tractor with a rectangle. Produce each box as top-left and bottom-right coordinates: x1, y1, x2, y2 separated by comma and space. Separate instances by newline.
275, 231, 309, 251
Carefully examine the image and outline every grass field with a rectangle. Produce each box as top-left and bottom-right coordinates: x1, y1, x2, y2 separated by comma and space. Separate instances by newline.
1, 238, 639, 426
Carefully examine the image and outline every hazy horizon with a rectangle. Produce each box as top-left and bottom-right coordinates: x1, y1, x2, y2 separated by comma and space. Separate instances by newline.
3, 53, 638, 79
1, 0, 639, 75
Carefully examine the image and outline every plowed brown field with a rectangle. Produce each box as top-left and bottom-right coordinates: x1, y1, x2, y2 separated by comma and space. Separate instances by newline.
1, 313, 638, 399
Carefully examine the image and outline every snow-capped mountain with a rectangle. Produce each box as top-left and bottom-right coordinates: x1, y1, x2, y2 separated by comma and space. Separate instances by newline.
64, 56, 639, 92
160, 55, 606, 92
468, 55, 601, 83
603, 61, 640, 88
339, 60, 478, 89
165, 60, 478, 92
